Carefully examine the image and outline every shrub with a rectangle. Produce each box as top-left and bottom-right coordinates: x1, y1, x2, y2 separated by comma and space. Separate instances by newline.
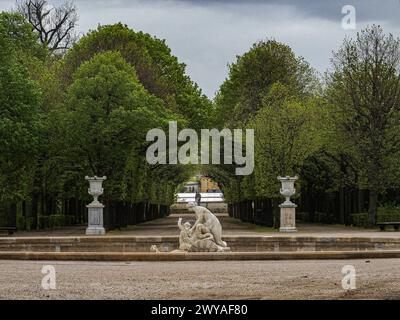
351, 206, 400, 227
64, 215, 75, 226
377, 205, 400, 222
16, 215, 25, 230
38, 216, 50, 229
49, 215, 65, 228
0, 211, 6, 226
350, 213, 370, 227
315, 212, 336, 224
296, 212, 307, 222
26, 217, 36, 231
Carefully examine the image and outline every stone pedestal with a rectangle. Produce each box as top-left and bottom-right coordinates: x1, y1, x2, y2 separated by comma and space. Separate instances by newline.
279, 204, 297, 232
86, 203, 106, 235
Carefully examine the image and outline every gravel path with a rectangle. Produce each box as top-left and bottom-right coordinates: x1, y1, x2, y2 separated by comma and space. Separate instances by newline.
1, 259, 399, 299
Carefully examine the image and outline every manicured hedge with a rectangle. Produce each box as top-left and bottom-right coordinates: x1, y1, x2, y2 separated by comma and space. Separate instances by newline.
350, 206, 400, 227
377, 206, 400, 222
350, 213, 370, 227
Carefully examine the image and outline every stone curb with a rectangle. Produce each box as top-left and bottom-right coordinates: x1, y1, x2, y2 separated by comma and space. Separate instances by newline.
2, 235, 400, 253
2, 235, 400, 242
1, 250, 400, 261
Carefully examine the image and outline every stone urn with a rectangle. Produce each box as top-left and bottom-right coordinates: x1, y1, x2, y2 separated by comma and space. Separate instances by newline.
278, 176, 298, 206
86, 176, 106, 205
277, 176, 298, 232
85, 176, 107, 235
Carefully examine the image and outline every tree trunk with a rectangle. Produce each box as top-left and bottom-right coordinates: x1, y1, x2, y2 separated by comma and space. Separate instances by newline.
307, 185, 316, 223
272, 198, 280, 229
339, 186, 345, 224
368, 189, 378, 225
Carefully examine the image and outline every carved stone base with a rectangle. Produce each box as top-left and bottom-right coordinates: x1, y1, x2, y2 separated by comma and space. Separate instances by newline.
188, 238, 231, 252
279, 226, 297, 233
86, 204, 106, 236
279, 204, 297, 233
86, 226, 106, 235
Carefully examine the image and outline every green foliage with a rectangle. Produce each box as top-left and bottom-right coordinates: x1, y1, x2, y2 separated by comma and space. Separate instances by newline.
351, 206, 400, 227
38, 215, 49, 229
350, 213, 370, 227
0, 12, 47, 60
49, 215, 65, 228
0, 16, 200, 227
377, 206, 400, 222
215, 39, 317, 126
250, 83, 322, 198
61, 51, 178, 200
328, 25, 400, 223
26, 217, 35, 231
2, 8, 400, 231
61, 23, 212, 130
16, 215, 25, 230
0, 27, 41, 205
210, 39, 321, 207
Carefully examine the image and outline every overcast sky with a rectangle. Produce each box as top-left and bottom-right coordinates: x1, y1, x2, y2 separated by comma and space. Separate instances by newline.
1, 0, 400, 98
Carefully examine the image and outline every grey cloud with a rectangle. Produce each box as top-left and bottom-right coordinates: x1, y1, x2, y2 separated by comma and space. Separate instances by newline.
1, 0, 400, 98
173, 0, 400, 23
71, 0, 400, 23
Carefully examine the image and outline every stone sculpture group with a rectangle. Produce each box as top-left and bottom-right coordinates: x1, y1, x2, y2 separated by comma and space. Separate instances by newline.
177, 202, 230, 252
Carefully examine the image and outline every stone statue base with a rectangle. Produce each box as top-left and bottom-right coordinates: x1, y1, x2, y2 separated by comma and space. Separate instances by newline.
279, 204, 297, 233
86, 226, 106, 235
86, 203, 106, 235
189, 239, 231, 252
172, 245, 231, 253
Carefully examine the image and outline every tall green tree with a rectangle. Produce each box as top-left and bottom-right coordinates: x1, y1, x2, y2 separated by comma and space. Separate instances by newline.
250, 83, 322, 198
62, 51, 175, 200
215, 39, 316, 127
212, 39, 319, 215
0, 11, 46, 59
60, 23, 212, 131
328, 25, 400, 224
0, 21, 41, 209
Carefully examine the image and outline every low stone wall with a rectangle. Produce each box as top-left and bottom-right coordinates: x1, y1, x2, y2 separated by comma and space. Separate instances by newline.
2, 250, 400, 261
1, 235, 400, 253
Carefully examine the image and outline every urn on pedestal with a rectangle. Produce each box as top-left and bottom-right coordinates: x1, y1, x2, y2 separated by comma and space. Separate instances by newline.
85, 176, 107, 235
277, 176, 298, 232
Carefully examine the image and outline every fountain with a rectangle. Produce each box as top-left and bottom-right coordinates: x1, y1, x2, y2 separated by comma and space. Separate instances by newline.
175, 202, 230, 252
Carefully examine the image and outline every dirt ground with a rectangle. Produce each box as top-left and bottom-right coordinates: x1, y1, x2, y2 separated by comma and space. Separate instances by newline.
0, 259, 399, 300
10, 214, 400, 238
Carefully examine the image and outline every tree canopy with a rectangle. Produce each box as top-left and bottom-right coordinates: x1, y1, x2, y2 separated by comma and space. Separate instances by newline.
1, 0, 400, 230
60, 23, 212, 131
327, 25, 400, 223
0, 15, 41, 206
214, 40, 316, 127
